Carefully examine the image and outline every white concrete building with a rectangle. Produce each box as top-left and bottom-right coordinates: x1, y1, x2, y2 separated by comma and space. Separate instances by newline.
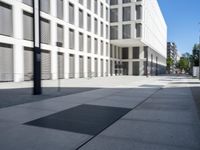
0, 0, 167, 82
110, 0, 167, 76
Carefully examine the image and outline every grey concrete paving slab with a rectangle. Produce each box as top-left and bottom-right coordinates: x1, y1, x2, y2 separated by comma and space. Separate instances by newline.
0, 106, 54, 123
99, 119, 200, 149
136, 101, 195, 112
80, 135, 196, 150
86, 95, 145, 108
0, 87, 99, 108
17, 100, 79, 111
123, 109, 200, 124
0, 125, 91, 150
0, 76, 199, 150
146, 97, 195, 105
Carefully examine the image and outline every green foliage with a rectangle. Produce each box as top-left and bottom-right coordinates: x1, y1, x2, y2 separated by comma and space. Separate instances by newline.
167, 57, 174, 67
177, 52, 193, 73
178, 57, 190, 72
192, 44, 200, 66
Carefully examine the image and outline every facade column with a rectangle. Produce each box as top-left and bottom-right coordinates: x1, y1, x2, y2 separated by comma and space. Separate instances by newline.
50, 0, 58, 80
13, 3, 24, 82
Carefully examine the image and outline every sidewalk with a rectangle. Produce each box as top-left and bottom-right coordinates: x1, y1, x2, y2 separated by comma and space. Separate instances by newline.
0, 76, 199, 150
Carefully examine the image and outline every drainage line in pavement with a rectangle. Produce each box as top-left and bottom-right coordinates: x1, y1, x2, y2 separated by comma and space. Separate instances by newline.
75, 87, 163, 150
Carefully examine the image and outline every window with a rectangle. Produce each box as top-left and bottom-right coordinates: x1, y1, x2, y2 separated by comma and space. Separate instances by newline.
106, 7, 109, 21
136, 23, 142, 37
123, 7, 131, 21
101, 22, 104, 37
69, 3, 74, 24
23, 11, 33, 41
94, 0, 98, 14
41, 18, 50, 44
0, 2, 13, 36
110, 0, 118, 5
114, 46, 117, 58
57, 0, 63, 19
110, 45, 113, 58
118, 48, 121, 59
100, 3, 103, 18
122, 24, 131, 39
69, 29, 75, 49
110, 8, 118, 22
94, 38, 98, 54
122, 48, 129, 59
79, 0, 83, 5
101, 41, 104, 55
106, 43, 109, 56
79, 32, 84, 51
23, 0, 33, 6
57, 24, 64, 46
110, 26, 118, 40
106, 25, 109, 39
132, 47, 140, 59
123, 0, 131, 3
79, 9, 83, 28
87, 0, 91, 10
87, 14, 91, 31
41, 0, 50, 14
94, 18, 98, 34
136, 5, 142, 20
87, 36, 91, 53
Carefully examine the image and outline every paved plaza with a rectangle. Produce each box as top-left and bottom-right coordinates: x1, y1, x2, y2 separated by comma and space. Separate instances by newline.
0, 76, 200, 150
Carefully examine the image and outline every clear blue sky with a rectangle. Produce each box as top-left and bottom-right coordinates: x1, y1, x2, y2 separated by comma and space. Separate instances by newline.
157, 0, 200, 55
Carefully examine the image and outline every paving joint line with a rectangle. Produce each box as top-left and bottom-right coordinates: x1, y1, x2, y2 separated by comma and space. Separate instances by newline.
75, 87, 163, 150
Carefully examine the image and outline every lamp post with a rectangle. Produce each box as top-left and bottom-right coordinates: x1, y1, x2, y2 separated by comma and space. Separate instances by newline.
33, 0, 42, 95
198, 22, 200, 80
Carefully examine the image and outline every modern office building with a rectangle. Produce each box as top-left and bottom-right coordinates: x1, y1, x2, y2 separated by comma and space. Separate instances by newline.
0, 0, 167, 82
167, 42, 178, 74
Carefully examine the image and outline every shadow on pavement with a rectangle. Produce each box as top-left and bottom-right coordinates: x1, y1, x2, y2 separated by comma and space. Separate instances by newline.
0, 87, 99, 109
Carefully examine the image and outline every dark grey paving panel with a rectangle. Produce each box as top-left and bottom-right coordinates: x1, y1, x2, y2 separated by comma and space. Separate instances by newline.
0, 87, 99, 108
25, 104, 131, 135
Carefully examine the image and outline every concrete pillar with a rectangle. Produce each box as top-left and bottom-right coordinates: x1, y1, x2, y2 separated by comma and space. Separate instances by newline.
50, 20, 58, 80
13, 4, 24, 82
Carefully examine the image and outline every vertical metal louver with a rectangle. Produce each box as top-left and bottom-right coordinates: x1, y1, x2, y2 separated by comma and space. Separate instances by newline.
101, 59, 104, 77
0, 43, 13, 82
94, 58, 98, 77
24, 47, 33, 81
79, 56, 84, 78
58, 52, 64, 79
87, 57, 92, 77
41, 50, 51, 80
69, 54, 75, 78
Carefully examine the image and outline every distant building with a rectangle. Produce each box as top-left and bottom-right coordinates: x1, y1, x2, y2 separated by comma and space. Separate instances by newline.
167, 42, 178, 74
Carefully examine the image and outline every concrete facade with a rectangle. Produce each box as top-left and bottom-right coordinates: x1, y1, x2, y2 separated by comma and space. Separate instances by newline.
0, 0, 167, 82
167, 42, 178, 74
110, 0, 167, 76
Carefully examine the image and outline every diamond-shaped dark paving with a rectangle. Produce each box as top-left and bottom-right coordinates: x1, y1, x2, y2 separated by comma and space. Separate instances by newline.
25, 104, 131, 135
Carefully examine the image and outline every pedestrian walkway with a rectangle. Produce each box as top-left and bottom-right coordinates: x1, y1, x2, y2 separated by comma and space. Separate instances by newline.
0, 76, 199, 150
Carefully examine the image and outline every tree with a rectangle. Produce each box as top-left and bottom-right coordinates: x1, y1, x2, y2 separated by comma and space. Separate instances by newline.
178, 57, 190, 72
177, 52, 193, 73
167, 57, 174, 67
192, 44, 200, 66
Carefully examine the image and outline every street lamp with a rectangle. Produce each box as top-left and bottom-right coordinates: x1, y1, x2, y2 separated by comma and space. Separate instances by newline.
198, 22, 200, 80
33, 0, 42, 95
